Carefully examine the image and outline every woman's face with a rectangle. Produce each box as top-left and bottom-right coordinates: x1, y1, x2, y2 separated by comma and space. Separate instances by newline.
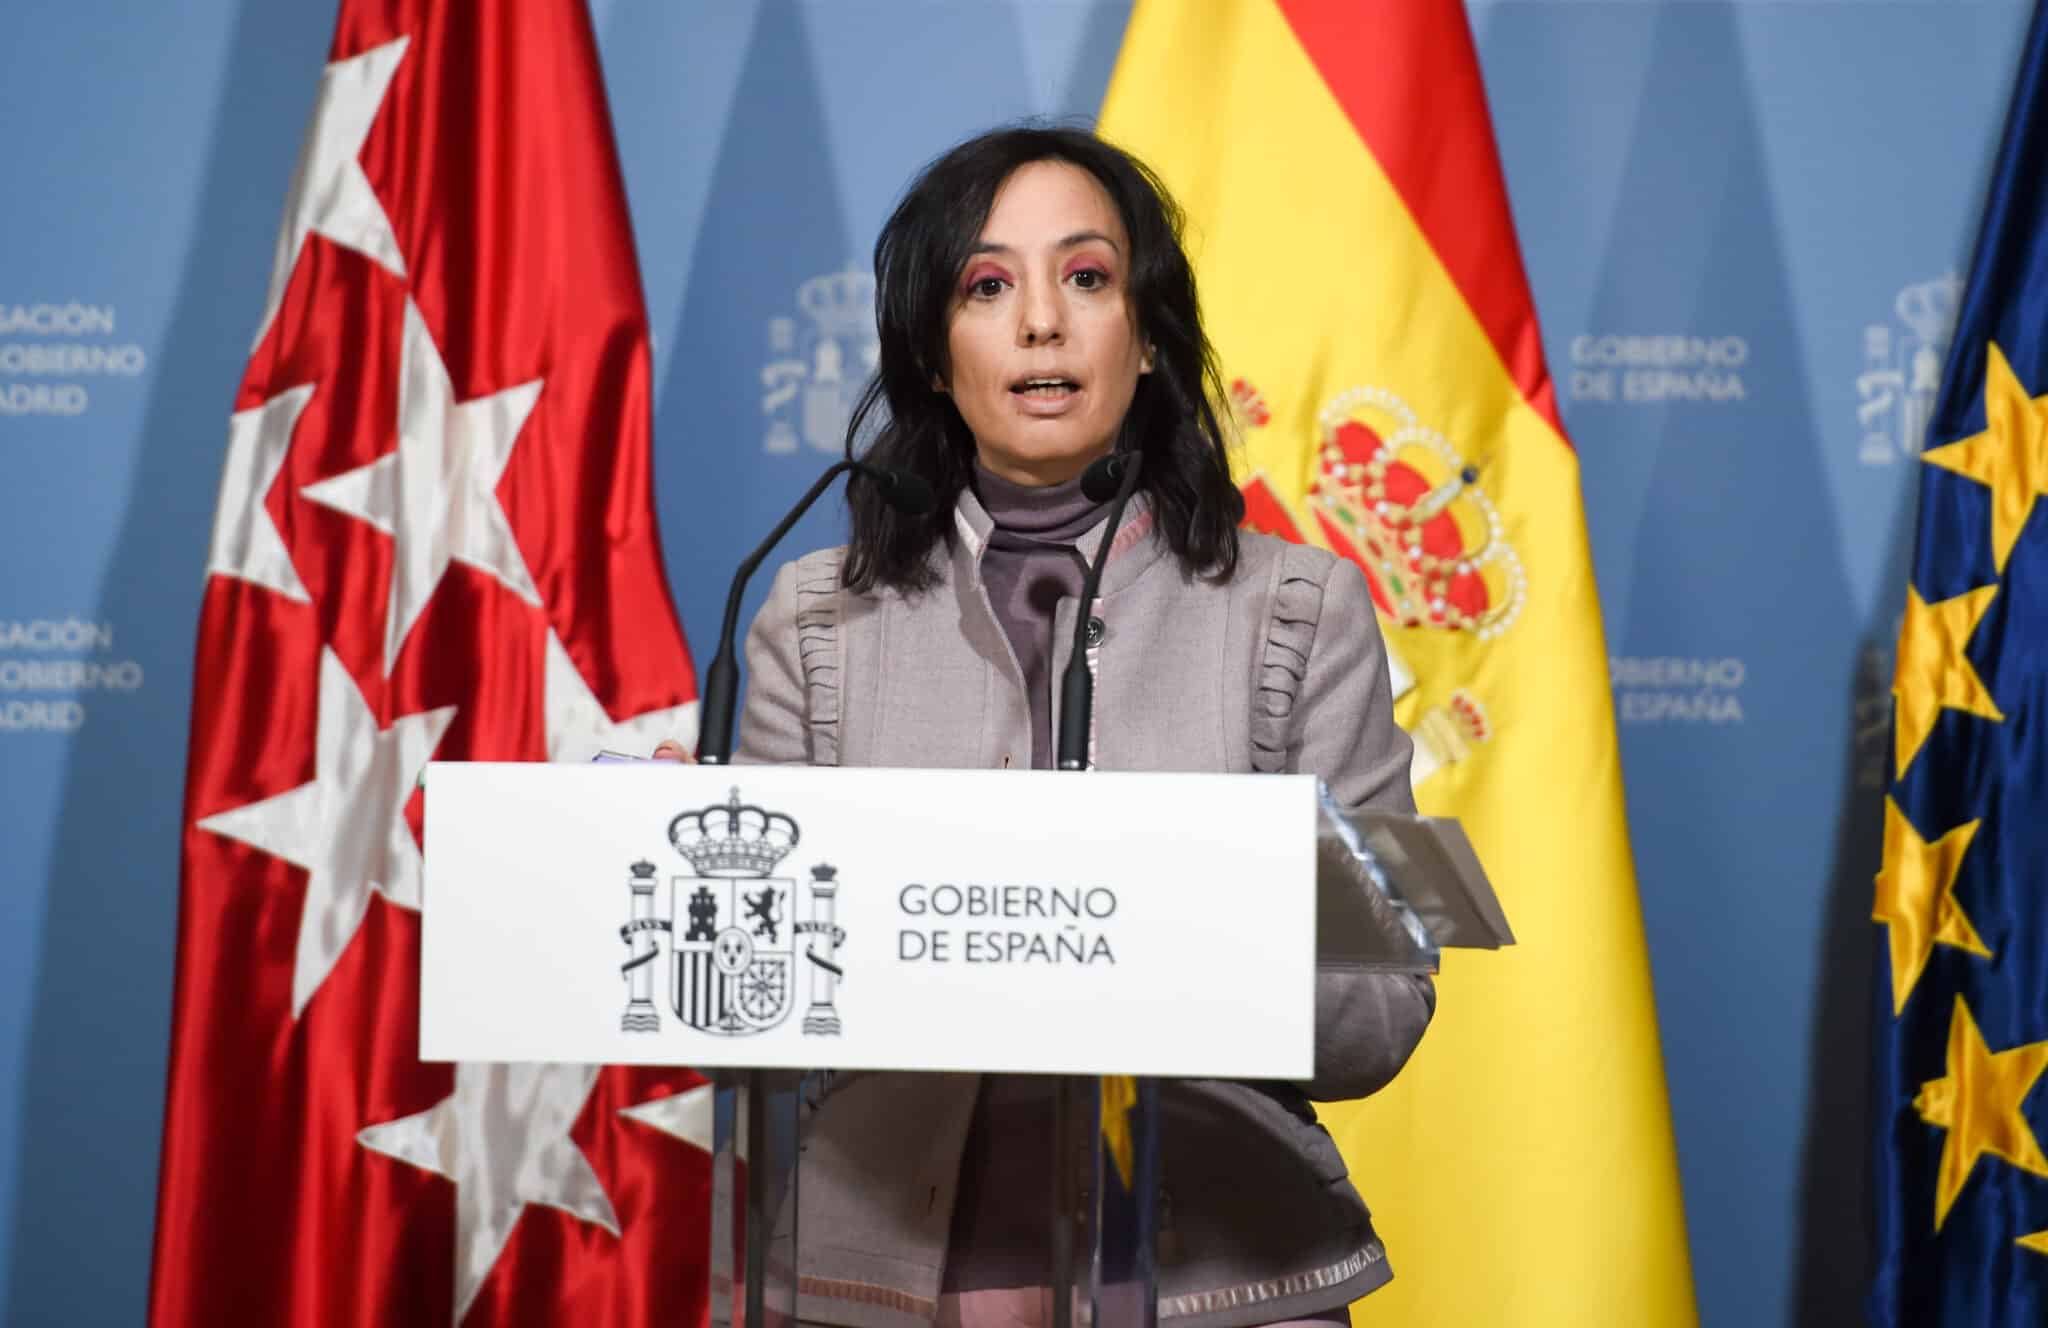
940, 160, 1152, 488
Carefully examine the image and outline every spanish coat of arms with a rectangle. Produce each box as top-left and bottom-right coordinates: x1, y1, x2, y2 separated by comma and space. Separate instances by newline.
618, 788, 847, 1037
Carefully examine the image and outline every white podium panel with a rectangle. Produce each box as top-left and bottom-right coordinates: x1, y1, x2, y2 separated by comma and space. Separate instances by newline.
420, 763, 1316, 1080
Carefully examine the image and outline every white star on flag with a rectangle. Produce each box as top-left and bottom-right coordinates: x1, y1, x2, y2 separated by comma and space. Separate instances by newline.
616, 1080, 747, 1158
303, 298, 544, 672
253, 35, 411, 349
197, 647, 456, 1017
544, 628, 699, 762
206, 382, 316, 601
357, 1063, 620, 1324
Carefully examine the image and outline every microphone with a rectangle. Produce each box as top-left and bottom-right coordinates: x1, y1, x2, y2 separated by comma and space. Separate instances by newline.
864, 466, 936, 518
1055, 450, 1144, 770
696, 459, 929, 764
1079, 451, 1134, 504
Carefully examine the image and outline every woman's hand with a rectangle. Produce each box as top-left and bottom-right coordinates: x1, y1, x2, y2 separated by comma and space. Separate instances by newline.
651, 740, 695, 762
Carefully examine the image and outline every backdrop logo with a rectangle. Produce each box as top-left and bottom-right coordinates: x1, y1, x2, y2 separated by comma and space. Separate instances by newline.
0, 302, 148, 419
761, 267, 878, 455
1857, 274, 1962, 465
618, 788, 847, 1037
1611, 656, 1747, 725
1568, 335, 1749, 405
0, 617, 144, 734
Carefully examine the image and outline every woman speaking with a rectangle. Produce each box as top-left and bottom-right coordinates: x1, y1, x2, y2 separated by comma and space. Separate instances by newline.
709, 126, 1432, 1328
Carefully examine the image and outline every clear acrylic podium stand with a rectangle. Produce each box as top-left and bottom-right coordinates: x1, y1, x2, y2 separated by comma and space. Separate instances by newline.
708, 1071, 802, 1328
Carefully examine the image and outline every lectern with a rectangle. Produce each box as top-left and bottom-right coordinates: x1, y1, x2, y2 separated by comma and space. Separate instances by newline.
420, 764, 1508, 1327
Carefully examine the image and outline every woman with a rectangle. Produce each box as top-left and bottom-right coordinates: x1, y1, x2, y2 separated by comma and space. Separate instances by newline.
719, 126, 1432, 1328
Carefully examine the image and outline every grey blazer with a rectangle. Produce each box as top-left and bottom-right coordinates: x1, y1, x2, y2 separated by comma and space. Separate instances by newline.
736, 490, 1435, 1328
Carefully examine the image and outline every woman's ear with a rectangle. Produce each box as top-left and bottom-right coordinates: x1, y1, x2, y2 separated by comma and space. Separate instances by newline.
1140, 344, 1156, 374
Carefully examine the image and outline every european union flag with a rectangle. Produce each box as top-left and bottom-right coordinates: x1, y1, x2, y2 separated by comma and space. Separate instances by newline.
1871, 3, 2048, 1322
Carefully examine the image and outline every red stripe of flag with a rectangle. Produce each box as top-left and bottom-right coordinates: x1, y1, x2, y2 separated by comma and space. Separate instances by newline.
1276, 0, 1567, 441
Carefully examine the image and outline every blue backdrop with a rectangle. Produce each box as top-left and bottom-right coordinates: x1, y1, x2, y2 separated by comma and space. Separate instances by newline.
0, 2, 2034, 1324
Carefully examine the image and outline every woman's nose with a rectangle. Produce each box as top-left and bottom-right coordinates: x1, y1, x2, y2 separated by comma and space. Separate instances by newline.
1017, 281, 1063, 346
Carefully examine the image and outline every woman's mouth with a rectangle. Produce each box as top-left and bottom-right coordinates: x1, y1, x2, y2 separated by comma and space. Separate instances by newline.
1011, 376, 1081, 399
1009, 376, 1084, 417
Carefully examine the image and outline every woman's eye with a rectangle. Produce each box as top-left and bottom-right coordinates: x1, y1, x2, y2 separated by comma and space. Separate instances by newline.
971, 277, 1006, 299
1070, 268, 1107, 290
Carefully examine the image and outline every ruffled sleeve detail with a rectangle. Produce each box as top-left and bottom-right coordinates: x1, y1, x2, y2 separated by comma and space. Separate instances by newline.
793, 550, 844, 766
1251, 547, 1328, 774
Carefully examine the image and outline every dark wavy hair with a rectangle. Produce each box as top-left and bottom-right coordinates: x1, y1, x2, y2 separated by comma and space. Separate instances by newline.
840, 125, 1243, 593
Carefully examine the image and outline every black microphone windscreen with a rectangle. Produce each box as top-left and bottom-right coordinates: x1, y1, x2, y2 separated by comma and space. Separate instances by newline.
1079, 453, 1126, 504
850, 462, 937, 517
881, 469, 936, 517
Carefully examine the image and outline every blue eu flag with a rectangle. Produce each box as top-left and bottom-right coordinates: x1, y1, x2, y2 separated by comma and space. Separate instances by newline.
1871, 3, 2048, 1321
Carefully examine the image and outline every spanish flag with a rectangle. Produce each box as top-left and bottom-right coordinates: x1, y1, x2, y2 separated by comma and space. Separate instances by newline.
1101, 3, 1698, 1322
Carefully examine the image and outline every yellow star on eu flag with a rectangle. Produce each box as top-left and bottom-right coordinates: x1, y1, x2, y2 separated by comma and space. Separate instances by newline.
1914, 996, 2048, 1231
1873, 799, 1988, 1015
1892, 582, 2003, 780
1923, 341, 2048, 573
2022, 1229, 2048, 1258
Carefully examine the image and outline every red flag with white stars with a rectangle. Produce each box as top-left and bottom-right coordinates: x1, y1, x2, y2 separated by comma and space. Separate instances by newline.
151, 2, 712, 1322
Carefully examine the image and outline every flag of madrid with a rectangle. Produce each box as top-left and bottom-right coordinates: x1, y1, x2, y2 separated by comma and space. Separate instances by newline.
151, 2, 710, 1322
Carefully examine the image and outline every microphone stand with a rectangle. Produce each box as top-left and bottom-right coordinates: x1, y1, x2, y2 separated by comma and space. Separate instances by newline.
694, 456, 931, 1328
1049, 450, 1149, 1328
696, 460, 854, 766
696, 460, 937, 764
696, 461, 857, 1328
1055, 451, 1144, 769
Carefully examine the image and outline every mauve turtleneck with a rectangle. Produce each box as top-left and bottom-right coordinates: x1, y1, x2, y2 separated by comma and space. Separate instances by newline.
939, 464, 1107, 1293
972, 460, 1108, 770
933, 464, 1111, 1295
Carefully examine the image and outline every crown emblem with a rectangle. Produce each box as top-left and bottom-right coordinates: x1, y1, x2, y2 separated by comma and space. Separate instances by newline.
669, 788, 800, 878
797, 267, 876, 340
1307, 387, 1526, 639
1894, 273, 1962, 343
